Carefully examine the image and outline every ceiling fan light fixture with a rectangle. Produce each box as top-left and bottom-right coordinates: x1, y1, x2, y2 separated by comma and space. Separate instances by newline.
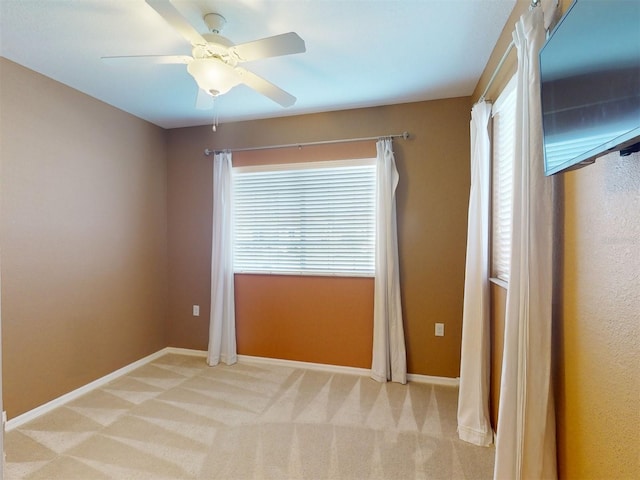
187, 58, 240, 96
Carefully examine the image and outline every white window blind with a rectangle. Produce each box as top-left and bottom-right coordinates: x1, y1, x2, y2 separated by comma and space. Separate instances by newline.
491, 76, 517, 283
233, 158, 376, 277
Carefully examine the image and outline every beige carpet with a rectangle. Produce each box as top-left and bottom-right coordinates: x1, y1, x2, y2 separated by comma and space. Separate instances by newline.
5, 353, 494, 479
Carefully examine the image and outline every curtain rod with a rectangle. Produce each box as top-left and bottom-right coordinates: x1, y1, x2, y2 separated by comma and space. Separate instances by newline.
203, 131, 410, 156
479, 39, 515, 102
478, 0, 541, 102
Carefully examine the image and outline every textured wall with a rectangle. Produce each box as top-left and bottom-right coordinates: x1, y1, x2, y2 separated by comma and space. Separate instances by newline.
0, 59, 168, 418
556, 151, 640, 479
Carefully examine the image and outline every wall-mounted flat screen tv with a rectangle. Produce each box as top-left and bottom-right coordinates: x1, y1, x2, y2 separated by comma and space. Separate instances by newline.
540, 0, 640, 175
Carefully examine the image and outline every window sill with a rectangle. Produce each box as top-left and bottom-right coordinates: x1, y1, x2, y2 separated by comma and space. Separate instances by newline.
234, 271, 375, 279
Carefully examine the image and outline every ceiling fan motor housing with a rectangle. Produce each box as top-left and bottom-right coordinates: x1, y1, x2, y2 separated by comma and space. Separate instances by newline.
192, 34, 235, 62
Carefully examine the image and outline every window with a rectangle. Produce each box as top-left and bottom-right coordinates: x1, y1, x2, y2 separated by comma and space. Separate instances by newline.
491, 76, 516, 283
233, 158, 376, 277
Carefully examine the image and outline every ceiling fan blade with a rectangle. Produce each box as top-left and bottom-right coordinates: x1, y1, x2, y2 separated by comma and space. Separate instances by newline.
236, 67, 296, 107
196, 88, 215, 110
101, 55, 192, 65
230, 32, 306, 62
145, 0, 207, 46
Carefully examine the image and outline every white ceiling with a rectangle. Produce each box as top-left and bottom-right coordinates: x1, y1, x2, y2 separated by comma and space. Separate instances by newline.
0, 0, 516, 129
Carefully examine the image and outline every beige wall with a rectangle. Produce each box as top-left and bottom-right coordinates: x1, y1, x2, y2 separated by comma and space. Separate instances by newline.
0, 59, 168, 418
476, 0, 640, 477
556, 151, 639, 479
166, 97, 472, 377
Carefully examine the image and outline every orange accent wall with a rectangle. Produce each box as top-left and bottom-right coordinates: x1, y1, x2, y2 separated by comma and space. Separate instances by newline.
231, 143, 377, 368
233, 139, 376, 166
235, 275, 374, 368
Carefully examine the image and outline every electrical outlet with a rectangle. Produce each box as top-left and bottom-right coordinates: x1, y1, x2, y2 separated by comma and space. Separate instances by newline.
435, 323, 445, 337
192, 305, 200, 317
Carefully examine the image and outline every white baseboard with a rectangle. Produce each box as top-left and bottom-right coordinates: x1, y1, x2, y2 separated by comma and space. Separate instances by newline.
407, 373, 460, 387
237, 354, 371, 377
172, 350, 459, 386
6, 348, 170, 431
164, 347, 207, 358
238, 354, 459, 386
6, 347, 458, 430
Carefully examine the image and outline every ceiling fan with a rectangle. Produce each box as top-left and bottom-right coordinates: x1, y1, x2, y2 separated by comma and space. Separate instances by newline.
103, 0, 306, 108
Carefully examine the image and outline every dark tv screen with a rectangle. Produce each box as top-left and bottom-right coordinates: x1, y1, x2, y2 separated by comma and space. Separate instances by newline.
539, 0, 640, 175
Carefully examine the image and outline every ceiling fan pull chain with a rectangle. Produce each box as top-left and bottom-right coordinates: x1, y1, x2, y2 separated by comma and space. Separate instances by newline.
212, 100, 219, 132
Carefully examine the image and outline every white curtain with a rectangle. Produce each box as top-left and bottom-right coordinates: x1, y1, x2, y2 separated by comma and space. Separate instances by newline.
494, 5, 557, 479
457, 101, 493, 446
371, 138, 407, 384
208, 151, 237, 366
